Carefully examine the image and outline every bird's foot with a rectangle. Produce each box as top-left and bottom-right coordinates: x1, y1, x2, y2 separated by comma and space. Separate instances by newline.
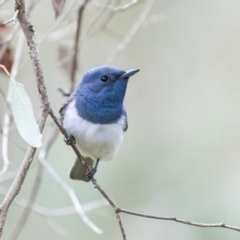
64, 135, 75, 145
86, 168, 97, 180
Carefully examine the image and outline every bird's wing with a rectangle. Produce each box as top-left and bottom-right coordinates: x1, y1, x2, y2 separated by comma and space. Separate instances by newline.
122, 107, 128, 132
59, 91, 77, 118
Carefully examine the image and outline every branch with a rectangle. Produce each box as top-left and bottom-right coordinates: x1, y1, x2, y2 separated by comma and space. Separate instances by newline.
57, 87, 71, 97
33, 109, 123, 235
119, 209, 240, 232
115, 212, 127, 240
90, 179, 127, 239
70, 0, 89, 92
48, 109, 127, 238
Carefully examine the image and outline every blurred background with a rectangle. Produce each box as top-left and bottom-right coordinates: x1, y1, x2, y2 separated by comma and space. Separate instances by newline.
1, 0, 240, 239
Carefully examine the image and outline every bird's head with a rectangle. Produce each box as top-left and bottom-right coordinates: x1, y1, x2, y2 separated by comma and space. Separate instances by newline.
79, 65, 139, 94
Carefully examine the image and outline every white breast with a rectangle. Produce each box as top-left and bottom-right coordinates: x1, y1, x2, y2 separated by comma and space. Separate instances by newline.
63, 100, 125, 161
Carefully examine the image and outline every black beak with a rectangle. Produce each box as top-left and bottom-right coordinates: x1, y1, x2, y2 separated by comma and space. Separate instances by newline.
121, 69, 140, 78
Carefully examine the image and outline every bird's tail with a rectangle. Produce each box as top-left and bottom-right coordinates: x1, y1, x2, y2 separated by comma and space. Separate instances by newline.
69, 157, 94, 182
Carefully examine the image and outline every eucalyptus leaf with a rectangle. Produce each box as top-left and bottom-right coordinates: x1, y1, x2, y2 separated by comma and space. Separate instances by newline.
11, 81, 42, 148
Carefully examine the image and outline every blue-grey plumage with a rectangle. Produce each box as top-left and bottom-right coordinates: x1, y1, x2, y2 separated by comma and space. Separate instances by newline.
60, 65, 139, 181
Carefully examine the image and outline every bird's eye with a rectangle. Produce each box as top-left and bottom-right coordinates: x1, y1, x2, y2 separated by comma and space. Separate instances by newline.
101, 75, 108, 82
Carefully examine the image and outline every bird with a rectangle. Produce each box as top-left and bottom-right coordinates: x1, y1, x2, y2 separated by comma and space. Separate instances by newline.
60, 65, 139, 182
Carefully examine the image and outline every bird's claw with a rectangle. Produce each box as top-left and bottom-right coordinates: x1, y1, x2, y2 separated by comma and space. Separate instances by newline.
86, 168, 97, 180
64, 135, 75, 145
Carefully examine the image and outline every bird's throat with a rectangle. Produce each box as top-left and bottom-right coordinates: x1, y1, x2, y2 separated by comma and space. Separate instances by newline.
75, 94, 123, 124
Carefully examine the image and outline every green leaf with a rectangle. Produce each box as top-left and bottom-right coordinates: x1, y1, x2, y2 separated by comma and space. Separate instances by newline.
11, 81, 42, 148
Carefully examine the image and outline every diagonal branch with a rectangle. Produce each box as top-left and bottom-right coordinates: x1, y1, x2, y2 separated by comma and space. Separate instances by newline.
48, 109, 127, 239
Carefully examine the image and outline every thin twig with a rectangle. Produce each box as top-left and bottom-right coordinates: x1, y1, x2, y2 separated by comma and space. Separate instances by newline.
106, 0, 155, 64
55, 1, 122, 68
115, 211, 127, 240
3, 10, 19, 25
113, 0, 138, 12
57, 87, 70, 97
58, 0, 122, 66
70, 0, 89, 92
91, 179, 127, 239
119, 209, 240, 232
